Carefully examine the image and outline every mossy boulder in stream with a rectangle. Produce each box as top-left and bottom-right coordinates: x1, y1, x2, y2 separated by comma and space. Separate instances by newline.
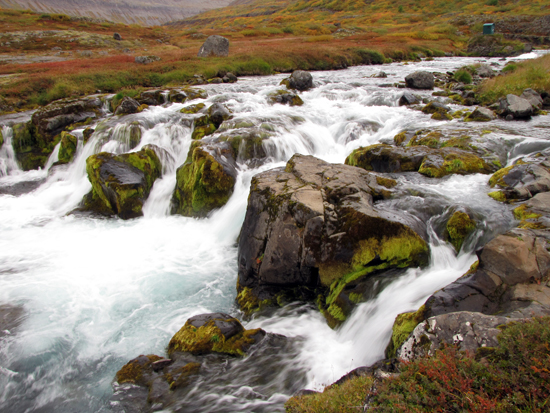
445, 210, 476, 252
171, 141, 237, 217
237, 154, 429, 327
12, 97, 103, 170
385, 305, 426, 359
0, 128, 3, 149
79, 145, 162, 219
168, 313, 266, 357
346, 143, 496, 178
56, 132, 78, 165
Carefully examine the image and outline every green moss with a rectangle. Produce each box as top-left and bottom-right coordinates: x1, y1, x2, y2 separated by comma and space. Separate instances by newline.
488, 190, 506, 202
116, 354, 162, 384
446, 210, 476, 251
422, 102, 449, 115
394, 131, 407, 146
192, 115, 217, 140
167, 318, 262, 357
171, 145, 235, 217
181, 103, 206, 114
0, 128, 3, 149
431, 112, 452, 121
385, 305, 426, 359
441, 136, 471, 150
513, 204, 541, 221
57, 131, 77, 165
268, 90, 304, 106
11, 121, 59, 170
419, 151, 489, 178
376, 176, 397, 189
488, 162, 526, 188
118, 146, 162, 190
182, 87, 207, 101
407, 132, 441, 148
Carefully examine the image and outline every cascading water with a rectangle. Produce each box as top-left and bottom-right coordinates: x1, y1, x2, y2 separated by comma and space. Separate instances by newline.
0, 51, 549, 412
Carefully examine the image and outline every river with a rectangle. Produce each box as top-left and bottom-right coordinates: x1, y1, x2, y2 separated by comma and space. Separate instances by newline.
1, 51, 549, 412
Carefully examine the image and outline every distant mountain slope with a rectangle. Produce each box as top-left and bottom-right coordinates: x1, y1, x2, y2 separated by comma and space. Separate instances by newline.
0, 0, 234, 25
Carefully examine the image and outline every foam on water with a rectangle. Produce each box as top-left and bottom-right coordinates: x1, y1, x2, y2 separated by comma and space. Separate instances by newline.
0, 54, 548, 412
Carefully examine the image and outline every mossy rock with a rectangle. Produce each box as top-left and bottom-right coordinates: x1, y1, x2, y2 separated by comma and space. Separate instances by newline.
83, 146, 162, 219
171, 143, 236, 217
182, 87, 207, 101
488, 164, 517, 188
56, 131, 78, 165
268, 90, 304, 106
82, 127, 94, 144
167, 313, 265, 357
407, 132, 442, 148
345, 144, 427, 173
181, 103, 205, 114
191, 115, 217, 140
422, 102, 450, 115
116, 354, 163, 384
446, 210, 476, 252
418, 150, 493, 178
218, 131, 269, 162
0, 128, 3, 149
431, 112, 453, 121
385, 305, 426, 359
11, 121, 56, 170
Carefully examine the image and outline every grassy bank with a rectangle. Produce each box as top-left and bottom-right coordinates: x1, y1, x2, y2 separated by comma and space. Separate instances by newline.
478, 53, 550, 103
286, 317, 550, 412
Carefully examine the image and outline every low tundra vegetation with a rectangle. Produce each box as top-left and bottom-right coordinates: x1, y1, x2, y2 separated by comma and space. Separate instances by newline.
285, 316, 550, 412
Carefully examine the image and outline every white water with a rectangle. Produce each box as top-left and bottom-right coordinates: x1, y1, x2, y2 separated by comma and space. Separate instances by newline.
0, 52, 549, 412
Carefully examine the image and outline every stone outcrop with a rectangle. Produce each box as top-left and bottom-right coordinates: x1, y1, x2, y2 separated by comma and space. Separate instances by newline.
280, 70, 314, 91
114, 97, 140, 115
11, 97, 102, 170
346, 143, 496, 178
171, 140, 237, 217
498, 94, 534, 119
488, 155, 550, 203
134, 55, 161, 64
237, 154, 429, 327
197, 35, 229, 57
55, 131, 78, 165
78, 145, 162, 219
268, 90, 304, 106
404, 71, 434, 90
465, 106, 496, 121
520, 88, 543, 108
168, 313, 266, 357
467, 34, 525, 57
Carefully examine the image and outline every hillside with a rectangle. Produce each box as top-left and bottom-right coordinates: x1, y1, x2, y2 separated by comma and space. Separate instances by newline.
169, 0, 550, 42
0, 0, 233, 25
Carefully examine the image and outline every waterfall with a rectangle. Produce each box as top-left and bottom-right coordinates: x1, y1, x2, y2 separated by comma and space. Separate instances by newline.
0, 52, 549, 412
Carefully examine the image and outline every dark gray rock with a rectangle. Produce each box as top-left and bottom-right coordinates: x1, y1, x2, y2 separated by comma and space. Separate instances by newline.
398, 92, 420, 106
237, 154, 429, 326
187, 313, 244, 340
208, 103, 231, 127
467, 107, 496, 121
138, 90, 165, 106
282, 70, 314, 91
197, 35, 229, 58
499, 94, 534, 119
475, 64, 495, 78
405, 71, 434, 89
223, 72, 238, 83
520, 88, 543, 109
113, 32, 122, 41
268, 90, 304, 106
115, 97, 140, 115
490, 162, 550, 201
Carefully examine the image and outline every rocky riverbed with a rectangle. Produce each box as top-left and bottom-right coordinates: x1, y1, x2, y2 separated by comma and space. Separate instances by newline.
1, 51, 549, 412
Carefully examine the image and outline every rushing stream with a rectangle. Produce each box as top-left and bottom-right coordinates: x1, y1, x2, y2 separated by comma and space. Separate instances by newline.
1, 51, 550, 412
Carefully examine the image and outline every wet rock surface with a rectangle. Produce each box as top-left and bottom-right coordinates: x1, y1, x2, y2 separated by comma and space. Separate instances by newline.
281, 70, 314, 91
405, 71, 434, 89
111, 313, 304, 413
237, 154, 429, 327
77, 145, 162, 219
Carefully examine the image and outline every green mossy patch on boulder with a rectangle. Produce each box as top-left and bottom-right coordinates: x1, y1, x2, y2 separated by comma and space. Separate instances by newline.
167, 314, 265, 357
82, 146, 162, 219
488, 164, 517, 188
0, 128, 3, 149
385, 305, 426, 359
11, 121, 58, 170
268, 90, 304, 106
182, 87, 207, 101
56, 131, 77, 165
171, 143, 236, 217
191, 115, 217, 140
446, 210, 476, 252
116, 354, 163, 384
418, 150, 492, 178
180, 103, 206, 114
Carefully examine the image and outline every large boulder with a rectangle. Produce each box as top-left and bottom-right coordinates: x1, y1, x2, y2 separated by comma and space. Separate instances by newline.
115, 97, 140, 116
197, 35, 229, 58
488, 159, 550, 202
346, 144, 496, 179
171, 140, 237, 217
11, 97, 102, 170
281, 70, 314, 91
520, 88, 543, 109
237, 154, 429, 327
79, 145, 162, 219
168, 313, 266, 357
404, 71, 434, 90
498, 94, 534, 119
398, 92, 420, 106
55, 131, 78, 165
465, 106, 496, 122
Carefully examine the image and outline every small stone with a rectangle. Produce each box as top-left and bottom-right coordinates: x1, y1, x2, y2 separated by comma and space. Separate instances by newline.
113, 33, 122, 41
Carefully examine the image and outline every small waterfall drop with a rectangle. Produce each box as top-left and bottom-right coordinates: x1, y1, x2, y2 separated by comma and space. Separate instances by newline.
0, 126, 21, 177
